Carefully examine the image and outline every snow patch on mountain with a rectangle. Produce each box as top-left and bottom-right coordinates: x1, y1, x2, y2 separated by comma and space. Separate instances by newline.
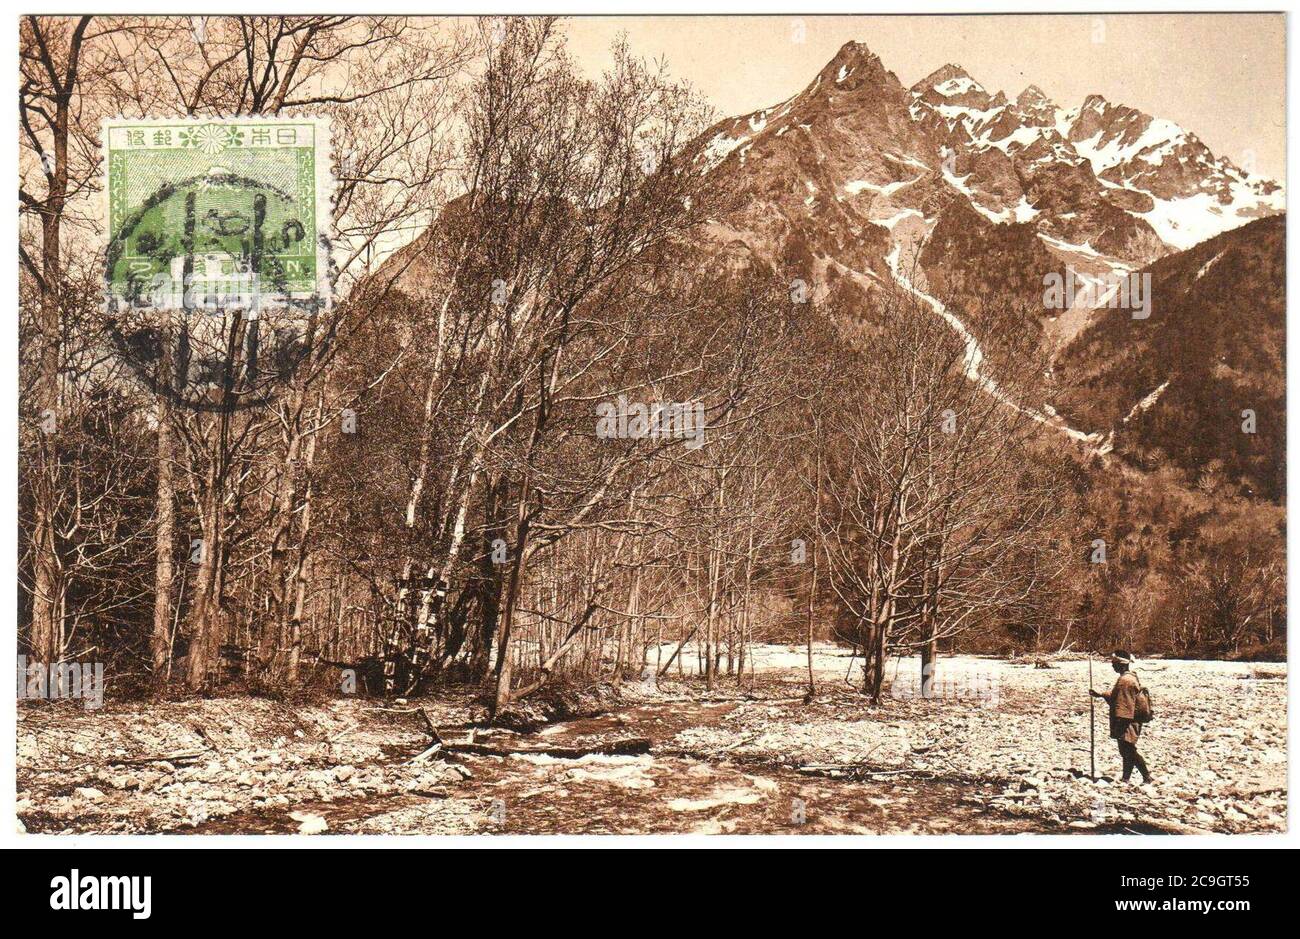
940, 164, 1008, 224
871, 208, 925, 230
1071, 118, 1187, 176
885, 238, 1109, 454
1137, 173, 1286, 250
699, 131, 748, 175
1196, 250, 1225, 280
1138, 191, 1255, 251
886, 243, 993, 393
936, 75, 983, 97
1124, 381, 1170, 423
845, 175, 920, 197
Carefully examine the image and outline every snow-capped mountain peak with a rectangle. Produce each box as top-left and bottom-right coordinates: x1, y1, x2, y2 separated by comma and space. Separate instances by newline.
1061, 94, 1284, 250
814, 40, 897, 94
915, 64, 991, 105
689, 41, 1284, 287
1011, 85, 1060, 127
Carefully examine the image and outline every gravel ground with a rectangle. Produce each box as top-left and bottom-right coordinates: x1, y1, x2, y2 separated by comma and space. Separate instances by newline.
16, 647, 1287, 835
670, 647, 1287, 833
16, 694, 478, 833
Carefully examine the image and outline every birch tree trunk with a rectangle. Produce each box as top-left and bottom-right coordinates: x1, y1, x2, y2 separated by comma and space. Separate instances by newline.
151, 334, 176, 684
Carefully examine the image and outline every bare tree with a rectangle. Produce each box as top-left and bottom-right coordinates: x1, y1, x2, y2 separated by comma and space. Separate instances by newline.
820, 275, 1062, 699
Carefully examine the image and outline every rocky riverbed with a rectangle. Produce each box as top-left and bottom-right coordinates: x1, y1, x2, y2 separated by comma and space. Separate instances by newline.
16, 647, 1286, 835
669, 651, 1287, 833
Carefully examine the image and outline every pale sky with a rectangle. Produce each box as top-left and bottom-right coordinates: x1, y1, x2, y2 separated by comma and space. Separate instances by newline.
561, 14, 1286, 184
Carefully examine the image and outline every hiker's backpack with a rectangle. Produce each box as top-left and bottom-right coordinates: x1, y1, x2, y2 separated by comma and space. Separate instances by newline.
1133, 674, 1154, 724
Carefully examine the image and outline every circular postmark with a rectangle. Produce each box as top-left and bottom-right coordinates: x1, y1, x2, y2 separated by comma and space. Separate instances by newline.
104, 167, 335, 414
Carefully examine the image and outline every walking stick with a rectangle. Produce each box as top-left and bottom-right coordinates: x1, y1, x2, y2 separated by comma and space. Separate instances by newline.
1088, 652, 1096, 781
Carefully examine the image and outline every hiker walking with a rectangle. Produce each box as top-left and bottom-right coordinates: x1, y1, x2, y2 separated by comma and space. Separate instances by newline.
1089, 649, 1152, 784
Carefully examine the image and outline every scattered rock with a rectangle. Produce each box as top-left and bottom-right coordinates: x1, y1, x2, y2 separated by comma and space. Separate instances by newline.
289, 811, 328, 834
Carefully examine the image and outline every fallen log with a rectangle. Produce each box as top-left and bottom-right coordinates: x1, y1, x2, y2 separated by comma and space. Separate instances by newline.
798, 763, 853, 777
411, 704, 647, 759
417, 708, 444, 744
797, 763, 918, 779
407, 742, 443, 765
106, 752, 204, 767
440, 736, 652, 759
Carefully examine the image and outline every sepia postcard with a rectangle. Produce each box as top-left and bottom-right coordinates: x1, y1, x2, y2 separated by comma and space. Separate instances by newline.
12, 8, 1291, 889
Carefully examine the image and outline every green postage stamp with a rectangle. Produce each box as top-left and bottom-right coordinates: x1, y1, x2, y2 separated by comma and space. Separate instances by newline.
103, 116, 332, 310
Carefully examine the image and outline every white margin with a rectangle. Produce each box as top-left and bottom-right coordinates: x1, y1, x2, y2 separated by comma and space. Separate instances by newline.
5, 1, 1295, 854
